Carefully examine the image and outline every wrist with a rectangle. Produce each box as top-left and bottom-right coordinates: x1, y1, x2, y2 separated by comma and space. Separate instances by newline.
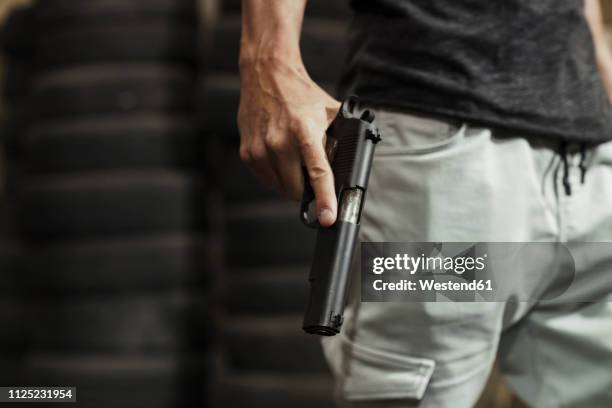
239, 36, 304, 74
239, 0, 306, 75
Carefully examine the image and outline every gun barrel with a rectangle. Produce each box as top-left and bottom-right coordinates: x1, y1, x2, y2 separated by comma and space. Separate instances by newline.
302, 219, 359, 336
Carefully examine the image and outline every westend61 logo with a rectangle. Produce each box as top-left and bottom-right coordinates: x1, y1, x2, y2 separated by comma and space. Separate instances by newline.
372, 253, 487, 275
365, 243, 495, 298
360, 242, 611, 303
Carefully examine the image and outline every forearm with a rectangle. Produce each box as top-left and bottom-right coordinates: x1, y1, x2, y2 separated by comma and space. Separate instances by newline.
240, 0, 307, 69
237, 0, 340, 224
585, 0, 612, 99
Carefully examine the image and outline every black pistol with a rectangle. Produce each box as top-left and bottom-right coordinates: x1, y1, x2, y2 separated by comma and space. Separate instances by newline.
301, 97, 381, 336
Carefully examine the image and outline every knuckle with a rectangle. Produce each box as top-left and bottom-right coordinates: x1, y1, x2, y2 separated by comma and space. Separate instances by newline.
298, 136, 316, 151
262, 132, 275, 147
249, 144, 267, 162
307, 163, 330, 184
286, 117, 299, 131
265, 134, 288, 152
287, 117, 305, 134
239, 146, 252, 164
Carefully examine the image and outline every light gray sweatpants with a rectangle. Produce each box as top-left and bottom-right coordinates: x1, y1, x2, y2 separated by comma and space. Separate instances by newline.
322, 109, 612, 408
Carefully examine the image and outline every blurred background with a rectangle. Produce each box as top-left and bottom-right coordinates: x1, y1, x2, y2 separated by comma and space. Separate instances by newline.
0, 1, 610, 407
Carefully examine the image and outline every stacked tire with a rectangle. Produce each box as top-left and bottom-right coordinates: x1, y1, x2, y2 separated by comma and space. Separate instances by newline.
0, 191, 25, 387
0, 1, 35, 389
14, 2, 212, 407
201, 2, 351, 407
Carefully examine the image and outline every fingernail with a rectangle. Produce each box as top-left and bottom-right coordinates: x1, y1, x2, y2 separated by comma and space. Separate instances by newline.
318, 208, 334, 225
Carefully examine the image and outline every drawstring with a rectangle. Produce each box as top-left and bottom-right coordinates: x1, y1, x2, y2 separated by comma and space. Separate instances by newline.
560, 141, 571, 196
560, 141, 588, 197
578, 143, 587, 184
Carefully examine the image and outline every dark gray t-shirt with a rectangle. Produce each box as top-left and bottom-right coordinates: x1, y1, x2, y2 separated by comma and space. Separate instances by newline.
342, 0, 612, 142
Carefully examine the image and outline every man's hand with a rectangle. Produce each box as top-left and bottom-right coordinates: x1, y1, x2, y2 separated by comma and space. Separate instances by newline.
238, 0, 341, 226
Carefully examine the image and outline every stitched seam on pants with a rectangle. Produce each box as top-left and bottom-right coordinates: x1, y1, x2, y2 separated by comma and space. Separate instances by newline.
340, 334, 436, 369
426, 345, 497, 390
339, 335, 436, 400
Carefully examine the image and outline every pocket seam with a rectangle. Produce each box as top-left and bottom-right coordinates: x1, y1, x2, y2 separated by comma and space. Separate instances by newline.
376, 123, 468, 157
340, 335, 436, 401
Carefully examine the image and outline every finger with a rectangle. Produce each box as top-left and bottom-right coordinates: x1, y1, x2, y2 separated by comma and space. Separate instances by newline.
238, 104, 282, 192
240, 140, 282, 191
297, 123, 337, 227
268, 141, 303, 201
